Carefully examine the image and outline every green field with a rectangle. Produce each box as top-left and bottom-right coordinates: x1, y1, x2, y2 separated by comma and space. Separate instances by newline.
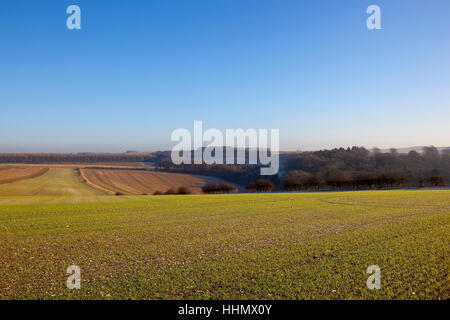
0, 190, 448, 299
0, 168, 104, 196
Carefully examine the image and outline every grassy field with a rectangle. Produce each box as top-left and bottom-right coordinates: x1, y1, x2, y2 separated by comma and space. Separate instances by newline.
80, 168, 228, 195
0, 168, 104, 196
0, 190, 448, 299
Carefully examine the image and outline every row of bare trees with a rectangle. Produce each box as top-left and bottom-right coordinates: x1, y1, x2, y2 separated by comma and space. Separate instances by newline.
153, 186, 194, 195
283, 171, 446, 191
246, 179, 275, 192
241, 172, 446, 193
202, 183, 237, 194
419, 176, 446, 187
328, 171, 409, 189
0, 153, 157, 163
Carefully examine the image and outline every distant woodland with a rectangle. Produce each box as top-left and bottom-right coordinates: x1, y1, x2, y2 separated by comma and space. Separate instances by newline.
156, 146, 450, 189
282, 146, 449, 190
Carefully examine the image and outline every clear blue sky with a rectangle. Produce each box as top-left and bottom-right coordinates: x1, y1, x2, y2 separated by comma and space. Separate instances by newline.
1, 0, 449, 152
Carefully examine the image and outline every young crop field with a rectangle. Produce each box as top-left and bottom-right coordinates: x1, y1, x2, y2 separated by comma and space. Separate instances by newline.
0, 168, 104, 196
80, 168, 228, 195
0, 190, 448, 299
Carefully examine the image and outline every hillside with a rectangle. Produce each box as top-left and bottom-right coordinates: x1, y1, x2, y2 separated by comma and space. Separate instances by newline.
0, 168, 104, 196
79, 168, 232, 195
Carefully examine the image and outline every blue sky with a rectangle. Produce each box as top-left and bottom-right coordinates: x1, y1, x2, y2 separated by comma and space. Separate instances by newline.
1, 0, 449, 152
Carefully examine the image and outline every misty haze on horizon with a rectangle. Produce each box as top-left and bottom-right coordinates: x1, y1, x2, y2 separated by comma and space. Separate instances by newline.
0, 145, 449, 155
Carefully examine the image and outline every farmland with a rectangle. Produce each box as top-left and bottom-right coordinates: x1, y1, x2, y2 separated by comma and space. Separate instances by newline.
0, 168, 103, 196
80, 168, 227, 194
0, 166, 49, 184
0, 190, 448, 299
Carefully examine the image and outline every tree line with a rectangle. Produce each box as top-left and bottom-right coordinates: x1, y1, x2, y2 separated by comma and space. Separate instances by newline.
282, 171, 411, 191
285, 146, 449, 188
0, 153, 158, 163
